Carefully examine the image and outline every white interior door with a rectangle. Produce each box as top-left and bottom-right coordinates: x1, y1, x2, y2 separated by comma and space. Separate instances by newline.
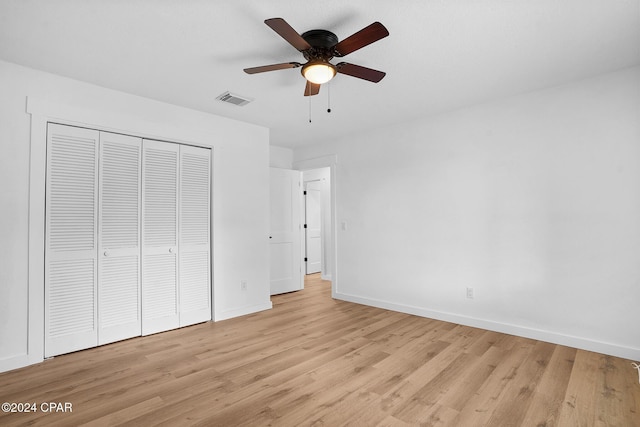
269, 168, 302, 295
304, 181, 322, 274
179, 145, 211, 326
45, 124, 99, 357
98, 131, 142, 345
142, 140, 179, 335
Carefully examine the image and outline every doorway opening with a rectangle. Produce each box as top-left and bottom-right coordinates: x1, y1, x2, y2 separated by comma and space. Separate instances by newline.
301, 167, 332, 282
268, 160, 335, 296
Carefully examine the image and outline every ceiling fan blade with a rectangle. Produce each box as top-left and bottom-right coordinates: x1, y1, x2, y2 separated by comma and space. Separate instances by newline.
336, 62, 386, 83
333, 22, 389, 57
244, 62, 301, 74
265, 18, 312, 52
304, 81, 320, 96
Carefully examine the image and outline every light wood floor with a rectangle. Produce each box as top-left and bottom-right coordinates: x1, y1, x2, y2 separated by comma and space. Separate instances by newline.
1, 274, 638, 426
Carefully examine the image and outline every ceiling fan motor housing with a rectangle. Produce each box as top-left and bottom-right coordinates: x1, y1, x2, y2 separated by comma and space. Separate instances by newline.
301, 29, 338, 61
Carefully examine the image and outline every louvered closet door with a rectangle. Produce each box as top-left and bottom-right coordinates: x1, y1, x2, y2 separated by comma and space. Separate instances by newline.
45, 124, 99, 357
179, 145, 211, 326
98, 132, 142, 345
142, 140, 180, 335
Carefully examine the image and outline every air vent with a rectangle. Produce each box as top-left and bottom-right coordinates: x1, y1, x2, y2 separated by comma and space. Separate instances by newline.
216, 91, 253, 106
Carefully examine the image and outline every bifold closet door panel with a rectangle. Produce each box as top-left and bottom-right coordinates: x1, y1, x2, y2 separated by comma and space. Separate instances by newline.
45, 125, 212, 355
98, 132, 142, 345
141, 140, 180, 335
45, 124, 99, 357
179, 145, 212, 326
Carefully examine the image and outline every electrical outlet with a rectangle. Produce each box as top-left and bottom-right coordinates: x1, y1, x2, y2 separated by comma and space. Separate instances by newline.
466, 287, 474, 299
241, 280, 247, 291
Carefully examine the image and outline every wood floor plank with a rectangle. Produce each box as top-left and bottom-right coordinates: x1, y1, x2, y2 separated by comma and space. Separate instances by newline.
519, 344, 576, 427
557, 349, 604, 426
433, 344, 504, 412
448, 338, 536, 426
0, 273, 638, 426
482, 340, 557, 426
391, 351, 475, 423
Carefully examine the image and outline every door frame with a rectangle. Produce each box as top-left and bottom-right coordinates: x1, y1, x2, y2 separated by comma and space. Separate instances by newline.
293, 156, 337, 297
303, 179, 322, 275
22, 97, 215, 371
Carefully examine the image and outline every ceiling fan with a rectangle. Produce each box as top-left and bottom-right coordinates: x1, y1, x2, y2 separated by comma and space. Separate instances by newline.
244, 18, 389, 96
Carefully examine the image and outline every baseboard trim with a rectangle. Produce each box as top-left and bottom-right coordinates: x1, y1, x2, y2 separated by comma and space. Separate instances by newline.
214, 301, 273, 322
1, 301, 275, 373
0, 353, 44, 374
335, 291, 640, 361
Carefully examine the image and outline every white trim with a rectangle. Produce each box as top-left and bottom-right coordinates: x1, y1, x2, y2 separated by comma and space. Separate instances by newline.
293, 155, 338, 297
293, 155, 337, 171
10, 96, 220, 373
335, 291, 640, 361
214, 302, 273, 322
26, 98, 212, 149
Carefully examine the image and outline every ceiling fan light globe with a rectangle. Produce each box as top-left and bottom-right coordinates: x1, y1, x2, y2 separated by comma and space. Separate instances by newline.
302, 62, 336, 84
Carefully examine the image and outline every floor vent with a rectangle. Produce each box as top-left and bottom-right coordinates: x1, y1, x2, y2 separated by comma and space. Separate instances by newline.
216, 91, 253, 106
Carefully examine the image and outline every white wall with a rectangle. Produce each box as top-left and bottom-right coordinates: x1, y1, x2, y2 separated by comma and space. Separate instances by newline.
293, 66, 640, 360
269, 145, 293, 169
0, 60, 271, 372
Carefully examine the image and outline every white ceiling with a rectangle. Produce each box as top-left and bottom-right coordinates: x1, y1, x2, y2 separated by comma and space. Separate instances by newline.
1, 0, 638, 148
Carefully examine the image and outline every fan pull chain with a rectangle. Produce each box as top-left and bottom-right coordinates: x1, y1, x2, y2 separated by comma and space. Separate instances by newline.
327, 81, 331, 113
308, 96, 312, 123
